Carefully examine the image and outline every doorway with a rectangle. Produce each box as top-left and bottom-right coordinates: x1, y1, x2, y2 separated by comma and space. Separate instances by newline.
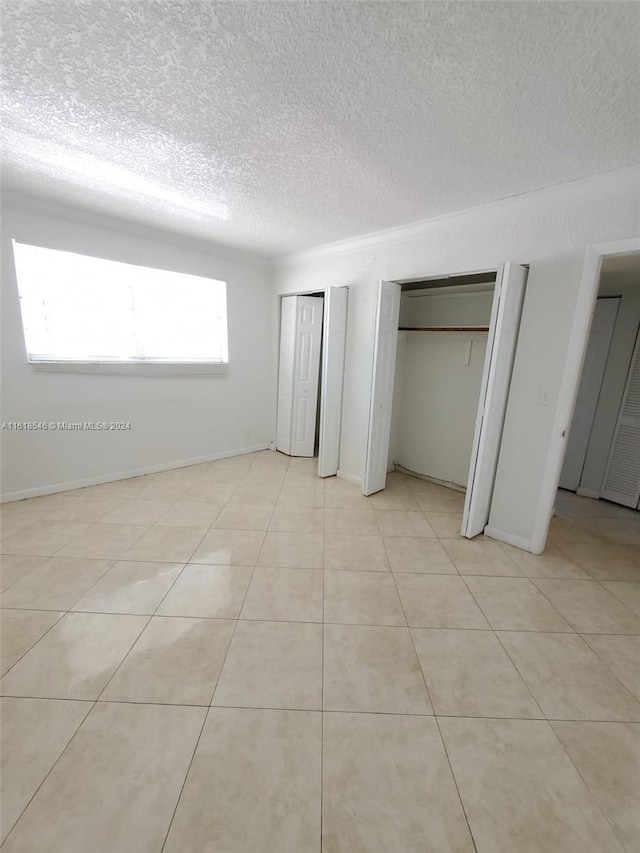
275, 287, 348, 478
363, 264, 527, 539
555, 251, 640, 524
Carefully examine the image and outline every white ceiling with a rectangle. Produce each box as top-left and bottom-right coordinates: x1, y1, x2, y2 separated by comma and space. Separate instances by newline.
2, 1, 638, 257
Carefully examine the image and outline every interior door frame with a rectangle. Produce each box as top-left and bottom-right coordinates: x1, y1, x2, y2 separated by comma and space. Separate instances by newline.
363, 266, 501, 498
274, 286, 348, 473
531, 237, 640, 554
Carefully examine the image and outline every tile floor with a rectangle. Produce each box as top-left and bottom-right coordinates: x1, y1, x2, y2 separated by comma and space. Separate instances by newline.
0, 458, 639, 852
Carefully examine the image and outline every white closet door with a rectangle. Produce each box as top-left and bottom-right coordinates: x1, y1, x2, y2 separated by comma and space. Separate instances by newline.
276, 295, 324, 457
462, 263, 527, 538
363, 281, 401, 495
601, 327, 640, 508
559, 297, 619, 491
318, 286, 348, 477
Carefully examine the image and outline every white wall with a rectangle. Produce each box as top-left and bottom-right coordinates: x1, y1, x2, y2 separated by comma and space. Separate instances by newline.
273, 170, 640, 551
1, 194, 274, 499
579, 283, 640, 496
392, 331, 488, 487
399, 289, 493, 327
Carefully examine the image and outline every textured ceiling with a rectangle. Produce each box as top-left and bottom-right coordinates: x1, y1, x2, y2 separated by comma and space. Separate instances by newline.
2, 1, 638, 257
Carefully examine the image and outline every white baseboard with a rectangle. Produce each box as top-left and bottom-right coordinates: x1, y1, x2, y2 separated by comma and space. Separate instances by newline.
336, 469, 363, 488
0, 443, 270, 503
576, 487, 600, 499
484, 526, 533, 553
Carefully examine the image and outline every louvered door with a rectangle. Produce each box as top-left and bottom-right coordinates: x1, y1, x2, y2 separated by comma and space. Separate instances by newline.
601, 326, 640, 508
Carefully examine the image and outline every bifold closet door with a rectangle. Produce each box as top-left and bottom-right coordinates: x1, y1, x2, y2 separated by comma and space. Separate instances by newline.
363, 281, 402, 495
318, 286, 348, 477
276, 295, 324, 457
600, 327, 640, 508
462, 263, 527, 538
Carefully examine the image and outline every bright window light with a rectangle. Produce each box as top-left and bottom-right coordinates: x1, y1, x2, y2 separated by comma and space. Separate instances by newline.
12, 241, 228, 364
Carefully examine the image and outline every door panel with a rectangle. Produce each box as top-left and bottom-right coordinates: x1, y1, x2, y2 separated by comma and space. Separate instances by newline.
276, 296, 297, 455
559, 298, 619, 491
601, 326, 640, 507
290, 296, 324, 457
363, 281, 402, 495
318, 287, 348, 477
462, 264, 527, 537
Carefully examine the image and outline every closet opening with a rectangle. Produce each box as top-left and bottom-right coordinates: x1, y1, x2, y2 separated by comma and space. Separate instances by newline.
364, 264, 528, 539
554, 250, 640, 523
275, 287, 348, 478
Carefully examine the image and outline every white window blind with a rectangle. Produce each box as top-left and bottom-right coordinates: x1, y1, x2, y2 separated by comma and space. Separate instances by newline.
12, 241, 228, 364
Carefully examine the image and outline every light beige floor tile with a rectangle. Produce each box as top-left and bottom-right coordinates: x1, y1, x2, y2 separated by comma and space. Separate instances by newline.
464, 576, 572, 631
123, 525, 207, 562
586, 518, 640, 546
423, 512, 463, 538
229, 484, 281, 505
501, 542, 590, 579
241, 567, 323, 622
548, 516, 604, 546
240, 470, 287, 489
323, 712, 474, 853
156, 500, 223, 528
101, 616, 234, 705
0, 557, 114, 611
56, 523, 150, 560
182, 480, 237, 504
277, 485, 325, 507
412, 628, 540, 718
134, 480, 190, 502
71, 560, 183, 615
559, 543, 640, 581
203, 467, 250, 486
100, 498, 175, 525
1, 701, 205, 853
1, 610, 63, 676
2, 521, 90, 556
163, 707, 321, 853
439, 717, 625, 853
384, 536, 457, 573
44, 495, 122, 523
324, 482, 372, 508
533, 579, 640, 634
81, 475, 158, 500
551, 720, 640, 852
157, 564, 252, 618
0, 612, 148, 700
497, 632, 640, 721
602, 580, 640, 615
323, 534, 389, 571
213, 620, 322, 710
258, 532, 323, 568
324, 624, 431, 714
191, 528, 265, 565
324, 508, 379, 535
0, 556, 45, 592
368, 488, 420, 511
414, 490, 466, 513
213, 503, 274, 531
374, 510, 436, 537
582, 634, 640, 699
269, 505, 324, 533
324, 570, 405, 626
442, 539, 522, 576
0, 697, 91, 843
164, 708, 322, 853
395, 573, 489, 628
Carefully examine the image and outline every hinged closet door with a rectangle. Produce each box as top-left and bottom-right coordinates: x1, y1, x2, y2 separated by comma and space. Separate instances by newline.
318, 286, 348, 477
601, 327, 640, 508
462, 263, 527, 537
363, 281, 401, 495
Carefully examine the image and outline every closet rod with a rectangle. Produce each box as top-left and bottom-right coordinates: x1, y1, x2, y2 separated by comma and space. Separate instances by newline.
398, 326, 490, 332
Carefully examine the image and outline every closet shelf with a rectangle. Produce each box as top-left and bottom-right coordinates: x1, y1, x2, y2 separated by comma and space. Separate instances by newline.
398, 326, 490, 332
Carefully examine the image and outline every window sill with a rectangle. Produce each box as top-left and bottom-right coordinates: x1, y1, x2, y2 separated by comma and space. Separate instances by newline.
28, 361, 229, 377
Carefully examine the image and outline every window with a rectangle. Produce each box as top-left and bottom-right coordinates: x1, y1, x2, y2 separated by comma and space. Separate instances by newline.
12, 242, 228, 370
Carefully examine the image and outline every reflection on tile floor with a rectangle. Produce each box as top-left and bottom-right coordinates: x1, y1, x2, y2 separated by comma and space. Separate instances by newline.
0, 463, 638, 852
